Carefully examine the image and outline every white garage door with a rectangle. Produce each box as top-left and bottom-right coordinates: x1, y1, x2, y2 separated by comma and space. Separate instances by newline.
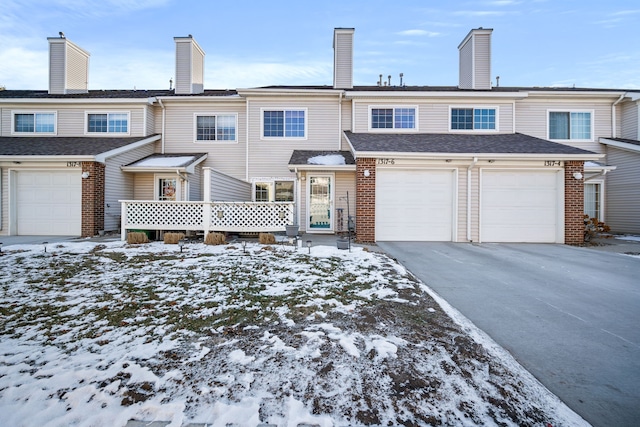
376, 169, 455, 241
16, 170, 82, 235
481, 170, 561, 243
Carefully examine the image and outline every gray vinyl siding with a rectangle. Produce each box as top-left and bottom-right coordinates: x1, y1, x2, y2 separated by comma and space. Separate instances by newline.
515, 99, 613, 154
334, 32, 354, 89
133, 174, 154, 200
473, 33, 491, 90
604, 147, 640, 234
104, 144, 156, 231
161, 101, 246, 180
458, 39, 473, 90
351, 100, 513, 133
209, 168, 251, 201
189, 164, 202, 201
175, 42, 191, 95
49, 43, 66, 94
248, 97, 340, 178
620, 101, 639, 140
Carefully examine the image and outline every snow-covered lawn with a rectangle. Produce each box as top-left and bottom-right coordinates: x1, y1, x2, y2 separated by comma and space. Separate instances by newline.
0, 240, 587, 427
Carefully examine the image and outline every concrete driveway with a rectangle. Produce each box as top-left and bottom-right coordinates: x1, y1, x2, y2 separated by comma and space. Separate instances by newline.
378, 242, 640, 427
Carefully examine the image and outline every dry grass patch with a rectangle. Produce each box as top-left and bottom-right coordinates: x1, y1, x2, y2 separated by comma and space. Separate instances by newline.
259, 233, 276, 244
205, 232, 226, 245
163, 232, 185, 244
127, 232, 149, 244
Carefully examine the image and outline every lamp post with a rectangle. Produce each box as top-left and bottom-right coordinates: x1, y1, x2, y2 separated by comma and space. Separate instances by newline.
0, 242, 3, 255
178, 239, 185, 253
43, 241, 48, 253
306, 240, 312, 254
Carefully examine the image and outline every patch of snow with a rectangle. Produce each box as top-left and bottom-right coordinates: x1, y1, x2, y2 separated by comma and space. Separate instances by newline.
616, 235, 640, 242
132, 156, 196, 167
307, 154, 346, 165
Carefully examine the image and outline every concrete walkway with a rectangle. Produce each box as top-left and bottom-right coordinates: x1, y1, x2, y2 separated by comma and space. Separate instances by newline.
378, 240, 640, 427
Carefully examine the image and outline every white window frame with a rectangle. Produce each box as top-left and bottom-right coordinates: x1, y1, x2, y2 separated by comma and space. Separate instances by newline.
193, 112, 238, 144
154, 174, 184, 201
85, 111, 131, 135
448, 105, 499, 132
260, 108, 308, 140
368, 105, 418, 132
11, 111, 57, 135
584, 179, 605, 221
547, 109, 594, 142
251, 178, 296, 202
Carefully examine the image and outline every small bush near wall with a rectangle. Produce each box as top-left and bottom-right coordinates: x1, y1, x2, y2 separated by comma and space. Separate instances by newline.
127, 232, 149, 244
584, 215, 611, 243
164, 232, 186, 244
259, 233, 276, 244
205, 232, 226, 245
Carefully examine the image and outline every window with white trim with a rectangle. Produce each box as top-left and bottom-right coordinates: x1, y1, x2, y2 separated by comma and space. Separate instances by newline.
12, 112, 56, 134
262, 109, 306, 138
86, 112, 129, 134
549, 111, 592, 140
584, 182, 603, 221
253, 180, 295, 202
370, 107, 416, 130
195, 114, 237, 142
450, 107, 496, 130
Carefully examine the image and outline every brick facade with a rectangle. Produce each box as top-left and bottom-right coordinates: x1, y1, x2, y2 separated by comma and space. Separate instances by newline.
81, 162, 105, 237
564, 161, 585, 245
355, 158, 376, 243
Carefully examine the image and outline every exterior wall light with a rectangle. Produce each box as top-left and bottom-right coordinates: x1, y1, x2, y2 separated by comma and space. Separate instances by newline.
573, 172, 583, 180
81, 171, 90, 179
363, 169, 370, 177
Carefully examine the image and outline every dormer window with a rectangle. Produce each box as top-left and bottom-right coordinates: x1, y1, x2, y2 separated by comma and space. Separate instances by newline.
450, 107, 496, 131
370, 107, 416, 130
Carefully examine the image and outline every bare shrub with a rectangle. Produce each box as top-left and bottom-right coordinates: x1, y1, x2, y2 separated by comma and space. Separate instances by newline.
205, 232, 226, 245
259, 233, 276, 244
127, 231, 149, 244
164, 232, 185, 244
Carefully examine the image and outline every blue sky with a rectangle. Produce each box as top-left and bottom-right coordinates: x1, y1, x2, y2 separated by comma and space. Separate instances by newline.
1, 0, 639, 90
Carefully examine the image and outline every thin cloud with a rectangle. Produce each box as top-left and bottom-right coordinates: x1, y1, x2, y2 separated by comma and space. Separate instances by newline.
396, 29, 441, 37
453, 10, 513, 17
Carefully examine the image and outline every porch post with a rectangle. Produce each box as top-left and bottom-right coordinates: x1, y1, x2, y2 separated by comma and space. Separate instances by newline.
203, 167, 211, 202
120, 201, 127, 241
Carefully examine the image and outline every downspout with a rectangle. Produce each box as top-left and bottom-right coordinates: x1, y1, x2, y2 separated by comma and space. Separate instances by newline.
611, 93, 625, 139
246, 99, 250, 182
467, 156, 478, 242
338, 91, 343, 150
158, 98, 166, 154
176, 170, 188, 200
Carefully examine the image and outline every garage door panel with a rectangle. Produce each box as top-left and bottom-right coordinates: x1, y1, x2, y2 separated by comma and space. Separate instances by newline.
376, 169, 455, 241
16, 170, 82, 236
481, 170, 560, 243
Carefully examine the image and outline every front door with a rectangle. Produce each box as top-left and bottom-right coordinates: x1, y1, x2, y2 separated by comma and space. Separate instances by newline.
308, 175, 333, 232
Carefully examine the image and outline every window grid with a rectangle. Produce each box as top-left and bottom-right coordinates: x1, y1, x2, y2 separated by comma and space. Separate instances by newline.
263, 110, 305, 138
451, 108, 473, 130
549, 111, 591, 140
371, 108, 393, 129
88, 113, 128, 133
255, 183, 270, 202
14, 113, 55, 133
371, 108, 416, 129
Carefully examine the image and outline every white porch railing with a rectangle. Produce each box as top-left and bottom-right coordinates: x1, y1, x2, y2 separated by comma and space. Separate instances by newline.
120, 200, 294, 240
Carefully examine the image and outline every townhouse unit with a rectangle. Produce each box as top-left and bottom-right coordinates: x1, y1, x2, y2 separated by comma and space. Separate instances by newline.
1, 28, 639, 243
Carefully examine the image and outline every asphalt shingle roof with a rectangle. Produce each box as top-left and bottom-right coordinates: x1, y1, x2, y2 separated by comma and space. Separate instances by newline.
344, 131, 596, 155
288, 150, 356, 165
0, 135, 159, 156
0, 89, 237, 99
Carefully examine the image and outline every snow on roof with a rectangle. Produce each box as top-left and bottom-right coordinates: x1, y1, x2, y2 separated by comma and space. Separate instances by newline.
131, 156, 196, 167
307, 154, 346, 166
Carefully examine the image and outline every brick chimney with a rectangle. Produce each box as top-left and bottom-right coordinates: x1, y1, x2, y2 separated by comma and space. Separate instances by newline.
333, 28, 355, 89
174, 35, 205, 95
47, 34, 90, 94
458, 28, 493, 90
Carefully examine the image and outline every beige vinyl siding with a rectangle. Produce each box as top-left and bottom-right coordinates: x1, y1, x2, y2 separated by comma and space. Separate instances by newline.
351, 100, 513, 133
248, 97, 340, 177
469, 167, 480, 242
104, 144, 156, 231
515, 99, 613, 153
473, 33, 491, 90
145, 105, 156, 136
458, 39, 473, 90
209, 168, 251, 201
334, 32, 353, 89
161, 101, 246, 180
334, 171, 356, 232
620, 101, 639, 140
49, 42, 66, 94
66, 44, 89, 93
175, 42, 191, 95
604, 147, 640, 233
133, 174, 154, 199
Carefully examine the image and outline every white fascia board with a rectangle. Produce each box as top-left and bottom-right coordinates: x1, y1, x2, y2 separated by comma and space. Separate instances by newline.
0, 155, 95, 162
156, 94, 242, 102
121, 166, 188, 173
236, 88, 344, 97
585, 164, 616, 172
351, 151, 604, 161
345, 91, 528, 99
0, 98, 156, 105
600, 137, 640, 153
287, 164, 356, 172
185, 153, 208, 173
95, 134, 161, 163
525, 90, 627, 99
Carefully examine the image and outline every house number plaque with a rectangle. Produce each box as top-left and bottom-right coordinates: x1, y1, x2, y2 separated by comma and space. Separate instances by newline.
66, 162, 81, 167
377, 158, 395, 165
544, 161, 562, 167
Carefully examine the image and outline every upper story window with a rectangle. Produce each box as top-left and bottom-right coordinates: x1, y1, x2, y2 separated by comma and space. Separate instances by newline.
195, 114, 237, 142
451, 107, 496, 130
548, 111, 592, 140
370, 107, 416, 130
262, 109, 306, 139
12, 112, 56, 134
86, 112, 129, 134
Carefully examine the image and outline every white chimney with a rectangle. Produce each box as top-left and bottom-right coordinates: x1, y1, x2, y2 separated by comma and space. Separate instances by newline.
333, 28, 355, 89
458, 28, 493, 90
174, 35, 205, 95
47, 34, 90, 94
